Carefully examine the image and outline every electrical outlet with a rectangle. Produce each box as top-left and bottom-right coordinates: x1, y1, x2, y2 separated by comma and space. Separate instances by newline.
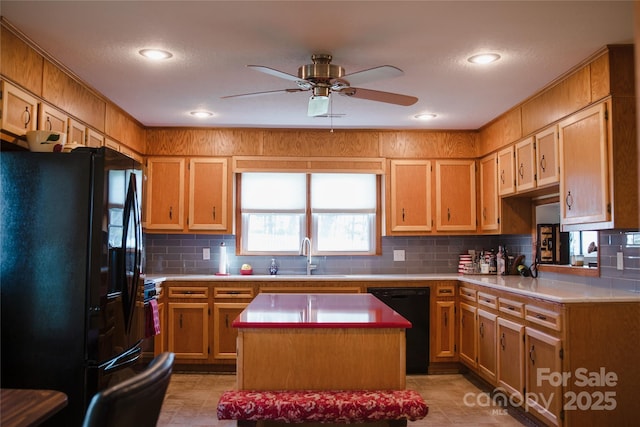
203, 247, 210, 260
616, 252, 624, 270
393, 250, 405, 262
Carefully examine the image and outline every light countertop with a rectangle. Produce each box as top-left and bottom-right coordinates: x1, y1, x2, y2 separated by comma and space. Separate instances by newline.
232, 293, 412, 329
145, 273, 640, 303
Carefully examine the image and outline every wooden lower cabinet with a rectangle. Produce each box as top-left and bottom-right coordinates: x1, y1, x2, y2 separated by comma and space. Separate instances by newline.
167, 301, 209, 360
212, 302, 248, 359
433, 300, 456, 359
525, 327, 563, 427
459, 302, 477, 368
496, 317, 524, 403
476, 309, 497, 384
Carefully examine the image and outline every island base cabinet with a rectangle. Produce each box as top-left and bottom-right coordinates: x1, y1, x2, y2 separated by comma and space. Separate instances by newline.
236, 328, 406, 391
525, 327, 563, 427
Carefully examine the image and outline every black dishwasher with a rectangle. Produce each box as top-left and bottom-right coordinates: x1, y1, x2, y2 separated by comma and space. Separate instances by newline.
368, 287, 429, 374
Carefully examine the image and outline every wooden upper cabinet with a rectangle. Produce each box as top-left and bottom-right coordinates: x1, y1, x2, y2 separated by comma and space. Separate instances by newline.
389, 160, 432, 233
1, 80, 38, 136
435, 160, 476, 231
146, 157, 185, 230
515, 137, 535, 192
86, 128, 104, 148
188, 158, 229, 231
497, 146, 516, 196
38, 103, 68, 133
67, 117, 86, 146
559, 102, 609, 227
534, 126, 560, 187
479, 153, 499, 232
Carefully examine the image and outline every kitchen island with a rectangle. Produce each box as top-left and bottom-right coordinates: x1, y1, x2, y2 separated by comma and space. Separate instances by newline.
232, 293, 411, 391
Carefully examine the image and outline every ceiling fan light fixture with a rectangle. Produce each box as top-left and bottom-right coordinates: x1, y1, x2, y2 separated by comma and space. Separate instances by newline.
139, 49, 173, 60
190, 110, 214, 118
467, 53, 501, 64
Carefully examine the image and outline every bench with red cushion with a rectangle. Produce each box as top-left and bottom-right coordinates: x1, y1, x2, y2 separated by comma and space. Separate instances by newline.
216, 389, 428, 424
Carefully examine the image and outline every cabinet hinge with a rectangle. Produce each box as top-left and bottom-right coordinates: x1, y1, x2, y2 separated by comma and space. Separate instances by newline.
559, 348, 564, 360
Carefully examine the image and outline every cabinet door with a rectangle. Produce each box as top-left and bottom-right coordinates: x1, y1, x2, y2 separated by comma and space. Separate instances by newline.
213, 302, 248, 359
525, 327, 563, 427
67, 118, 86, 145
459, 302, 477, 368
86, 128, 104, 148
1, 80, 38, 136
479, 153, 499, 231
497, 317, 524, 401
535, 126, 560, 187
559, 102, 609, 226
515, 137, 535, 192
435, 160, 476, 231
189, 158, 228, 231
497, 146, 516, 196
433, 300, 455, 359
38, 104, 68, 133
389, 160, 431, 232
146, 157, 185, 230
167, 302, 209, 360
477, 309, 497, 384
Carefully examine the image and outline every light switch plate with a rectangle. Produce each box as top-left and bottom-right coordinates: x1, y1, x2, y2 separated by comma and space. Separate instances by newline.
393, 249, 405, 262
617, 252, 624, 270
203, 247, 210, 260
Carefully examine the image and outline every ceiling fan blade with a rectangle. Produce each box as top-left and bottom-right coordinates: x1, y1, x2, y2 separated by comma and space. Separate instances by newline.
221, 88, 305, 99
248, 65, 301, 82
339, 87, 418, 106
342, 65, 404, 85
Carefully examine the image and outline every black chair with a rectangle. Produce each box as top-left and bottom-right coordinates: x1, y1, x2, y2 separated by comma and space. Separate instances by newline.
82, 352, 175, 427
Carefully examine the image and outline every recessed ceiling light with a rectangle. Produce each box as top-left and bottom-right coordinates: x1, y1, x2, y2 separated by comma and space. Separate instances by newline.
190, 110, 214, 118
467, 53, 501, 64
415, 113, 437, 120
139, 49, 173, 60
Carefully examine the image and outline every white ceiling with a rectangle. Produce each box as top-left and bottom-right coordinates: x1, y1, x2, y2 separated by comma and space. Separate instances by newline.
1, 1, 635, 130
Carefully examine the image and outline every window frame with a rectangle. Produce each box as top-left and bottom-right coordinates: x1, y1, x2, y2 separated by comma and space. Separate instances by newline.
236, 173, 382, 256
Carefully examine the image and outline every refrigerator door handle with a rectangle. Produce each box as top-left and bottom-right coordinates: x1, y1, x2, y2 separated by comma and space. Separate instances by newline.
99, 340, 142, 373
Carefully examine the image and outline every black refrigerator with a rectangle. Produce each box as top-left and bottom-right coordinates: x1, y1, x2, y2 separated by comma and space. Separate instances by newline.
1, 147, 145, 426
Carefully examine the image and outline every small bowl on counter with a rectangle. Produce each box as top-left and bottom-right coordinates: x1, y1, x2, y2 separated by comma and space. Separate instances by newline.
26, 130, 67, 152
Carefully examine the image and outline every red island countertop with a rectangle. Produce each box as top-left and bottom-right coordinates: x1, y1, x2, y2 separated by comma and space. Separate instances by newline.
233, 293, 412, 329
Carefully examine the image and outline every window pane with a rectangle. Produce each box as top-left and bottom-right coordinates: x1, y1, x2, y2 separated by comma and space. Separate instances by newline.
242, 173, 306, 211
314, 213, 374, 253
243, 213, 304, 252
311, 174, 376, 211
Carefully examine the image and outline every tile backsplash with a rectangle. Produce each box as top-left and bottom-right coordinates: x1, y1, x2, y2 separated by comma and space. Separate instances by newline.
145, 233, 532, 276
145, 230, 640, 292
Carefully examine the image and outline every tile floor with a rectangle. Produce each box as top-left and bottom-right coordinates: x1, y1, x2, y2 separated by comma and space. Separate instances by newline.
157, 373, 541, 427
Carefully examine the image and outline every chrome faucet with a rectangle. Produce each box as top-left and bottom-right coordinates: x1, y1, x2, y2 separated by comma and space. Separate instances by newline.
300, 237, 317, 275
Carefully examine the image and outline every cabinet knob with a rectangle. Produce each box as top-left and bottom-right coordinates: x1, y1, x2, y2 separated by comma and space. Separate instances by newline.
519, 163, 524, 179
500, 169, 505, 184
500, 332, 505, 350
213, 206, 216, 220
447, 208, 451, 222
540, 154, 547, 172
169, 206, 173, 219
401, 208, 405, 222
479, 321, 484, 337
45, 116, 52, 131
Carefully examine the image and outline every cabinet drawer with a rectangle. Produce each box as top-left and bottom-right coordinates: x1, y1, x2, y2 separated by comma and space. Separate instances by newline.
459, 286, 477, 302
498, 298, 524, 318
525, 305, 562, 331
168, 286, 209, 299
477, 292, 497, 310
214, 287, 255, 299
436, 283, 456, 297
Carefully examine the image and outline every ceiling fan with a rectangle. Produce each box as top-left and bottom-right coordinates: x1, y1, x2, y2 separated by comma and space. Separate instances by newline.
222, 54, 418, 117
